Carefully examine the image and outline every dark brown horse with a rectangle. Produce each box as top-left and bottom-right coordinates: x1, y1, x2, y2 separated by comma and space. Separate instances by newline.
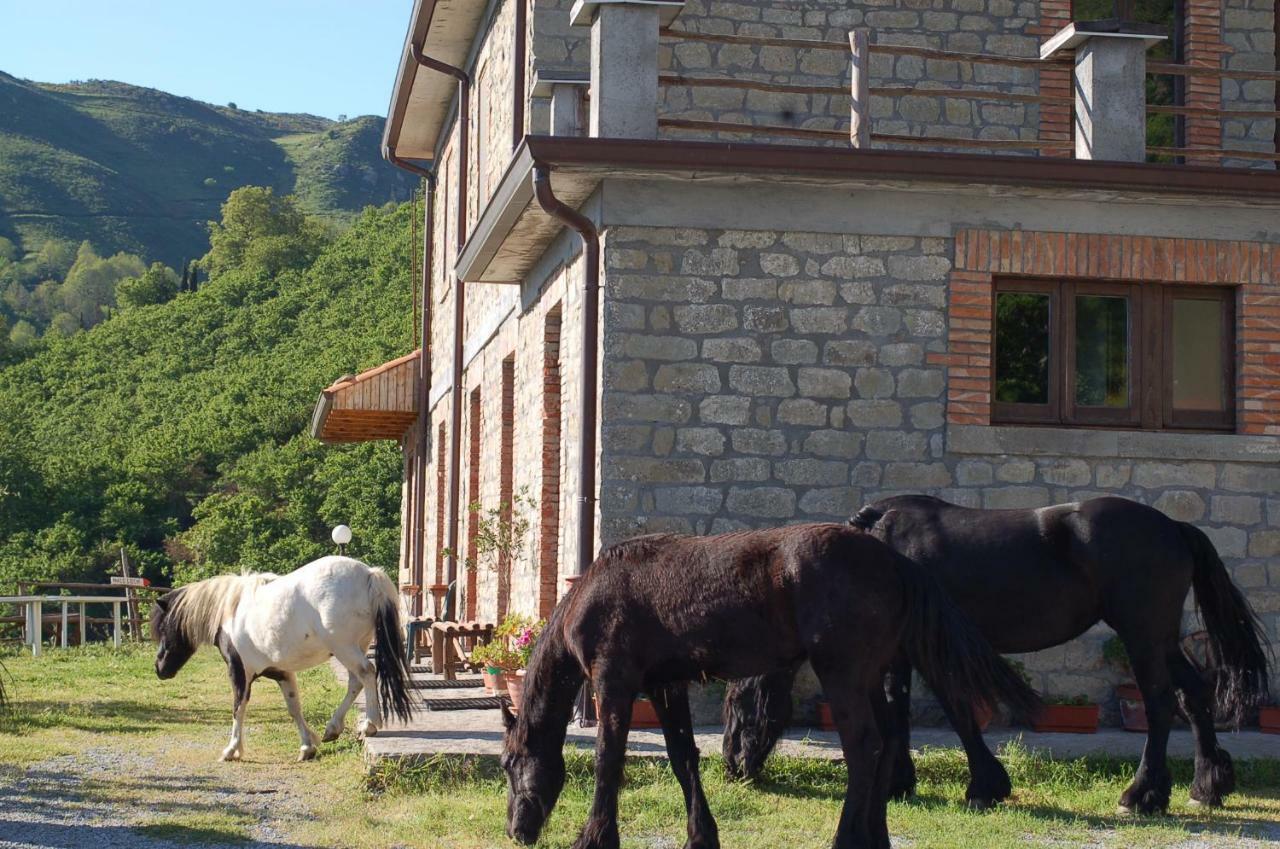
723, 496, 1270, 815
500, 523, 1039, 849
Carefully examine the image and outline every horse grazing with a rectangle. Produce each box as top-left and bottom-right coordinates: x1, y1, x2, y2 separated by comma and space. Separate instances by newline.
723, 496, 1270, 815
500, 523, 1039, 849
151, 556, 413, 762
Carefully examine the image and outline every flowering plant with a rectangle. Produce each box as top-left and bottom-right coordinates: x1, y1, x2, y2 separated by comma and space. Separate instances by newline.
495, 614, 546, 670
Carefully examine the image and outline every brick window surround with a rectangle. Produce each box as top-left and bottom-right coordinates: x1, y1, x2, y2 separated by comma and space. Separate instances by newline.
931, 230, 1280, 435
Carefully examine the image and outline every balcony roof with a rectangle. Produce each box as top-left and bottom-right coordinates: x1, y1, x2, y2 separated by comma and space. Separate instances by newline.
311, 351, 420, 444
383, 0, 488, 163
456, 135, 1280, 285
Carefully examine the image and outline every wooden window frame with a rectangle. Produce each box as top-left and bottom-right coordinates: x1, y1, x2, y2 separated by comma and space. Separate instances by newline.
1161, 285, 1236, 431
991, 279, 1061, 425
992, 277, 1236, 432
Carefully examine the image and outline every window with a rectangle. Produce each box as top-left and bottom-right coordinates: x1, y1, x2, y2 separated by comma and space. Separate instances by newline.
993, 279, 1234, 430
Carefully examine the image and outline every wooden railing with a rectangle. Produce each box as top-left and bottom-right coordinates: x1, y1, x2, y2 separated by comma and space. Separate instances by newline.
657, 26, 1280, 164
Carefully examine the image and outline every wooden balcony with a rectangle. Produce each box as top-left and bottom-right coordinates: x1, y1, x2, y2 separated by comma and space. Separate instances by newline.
311, 350, 420, 443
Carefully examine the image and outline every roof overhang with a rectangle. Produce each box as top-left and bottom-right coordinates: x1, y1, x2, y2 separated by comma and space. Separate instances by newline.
456, 136, 1280, 284
383, 0, 489, 163
311, 351, 421, 444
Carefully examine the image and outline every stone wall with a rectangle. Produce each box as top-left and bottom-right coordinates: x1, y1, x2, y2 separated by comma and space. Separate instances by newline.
596, 222, 1280, 723
657, 0, 1043, 151
1221, 0, 1277, 169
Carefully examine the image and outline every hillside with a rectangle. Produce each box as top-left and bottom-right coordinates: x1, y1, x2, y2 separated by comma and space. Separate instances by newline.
0, 195, 416, 590
0, 73, 416, 268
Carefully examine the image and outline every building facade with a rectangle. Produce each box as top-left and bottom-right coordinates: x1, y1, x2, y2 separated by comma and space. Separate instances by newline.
311, 0, 1280, 720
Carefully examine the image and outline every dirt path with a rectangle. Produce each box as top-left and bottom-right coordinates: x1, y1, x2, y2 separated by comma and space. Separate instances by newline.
0, 743, 328, 849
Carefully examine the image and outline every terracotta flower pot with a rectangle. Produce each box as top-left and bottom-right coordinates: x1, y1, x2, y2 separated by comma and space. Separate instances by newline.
1259, 705, 1280, 734
505, 670, 526, 712
482, 667, 505, 695
592, 695, 662, 728
974, 699, 995, 732
1117, 683, 1148, 732
817, 701, 835, 731
1031, 703, 1100, 734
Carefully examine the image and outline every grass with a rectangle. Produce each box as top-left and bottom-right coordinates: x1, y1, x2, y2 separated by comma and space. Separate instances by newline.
3, 645, 1280, 848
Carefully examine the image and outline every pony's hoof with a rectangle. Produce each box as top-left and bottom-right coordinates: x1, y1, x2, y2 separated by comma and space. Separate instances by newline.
1187, 796, 1222, 809
322, 727, 342, 743
1116, 804, 1134, 816
298, 746, 318, 762
966, 796, 998, 812
357, 720, 379, 738
220, 748, 242, 762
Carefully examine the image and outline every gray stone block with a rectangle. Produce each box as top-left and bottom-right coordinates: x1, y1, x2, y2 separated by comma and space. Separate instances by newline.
847, 400, 904, 428
703, 337, 763, 363
866, 430, 929, 461
729, 365, 795, 397
699, 395, 751, 425
726, 486, 797, 518
798, 368, 854, 399
730, 428, 788, 456
1211, 495, 1263, 526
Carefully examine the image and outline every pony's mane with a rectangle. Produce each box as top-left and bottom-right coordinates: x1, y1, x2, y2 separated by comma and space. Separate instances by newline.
173, 572, 277, 645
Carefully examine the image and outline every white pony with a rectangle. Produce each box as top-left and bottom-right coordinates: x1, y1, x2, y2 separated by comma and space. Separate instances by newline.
150, 556, 413, 762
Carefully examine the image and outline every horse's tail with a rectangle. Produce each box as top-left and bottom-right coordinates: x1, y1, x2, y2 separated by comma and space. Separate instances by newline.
1181, 521, 1270, 725
721, 668, 796, 781
896, 554, 1041, 722
369, 568, 414, 724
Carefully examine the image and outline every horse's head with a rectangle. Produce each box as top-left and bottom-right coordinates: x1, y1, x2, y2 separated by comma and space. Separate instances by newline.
500, 702, 564, 845
150, 589, 195, 679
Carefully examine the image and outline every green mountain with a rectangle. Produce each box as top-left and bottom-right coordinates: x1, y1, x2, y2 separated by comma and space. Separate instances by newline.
0, 72, 416, 268
0, 193, 414, 591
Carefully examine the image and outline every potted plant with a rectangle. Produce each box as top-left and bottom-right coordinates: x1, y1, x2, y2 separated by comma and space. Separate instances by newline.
1032, 694, 1100, 733
470, 640, 519, 695
1103, 636, 1146, 732
494, 614, 545, 712
593, 693, 663, 729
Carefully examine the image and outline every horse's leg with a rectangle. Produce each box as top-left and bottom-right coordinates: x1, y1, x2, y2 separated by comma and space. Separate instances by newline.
865, 684, 898, 849
937, 693, 1010, 809
1117, 641, 1177, 815
221, 678, 252, 762
323, 673, 364, 743
270, 671, 320, 761
1171, 651, 1235, 808
573, 677, 636, 849
651, 683, 719, 849
883, 655, 917, 801
812, 659, 881, 849
334, 645, 381, 738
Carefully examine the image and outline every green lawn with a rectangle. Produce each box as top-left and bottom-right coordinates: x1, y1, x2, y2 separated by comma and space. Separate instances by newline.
2, 645, 1280, 848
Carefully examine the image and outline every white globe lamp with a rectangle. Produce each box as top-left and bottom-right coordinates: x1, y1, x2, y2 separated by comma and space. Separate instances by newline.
332, 524, 352, 554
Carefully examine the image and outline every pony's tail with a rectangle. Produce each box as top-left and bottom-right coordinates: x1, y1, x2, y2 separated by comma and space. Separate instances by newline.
1182, 522, 1270, 725
369, 569, 414, 725
896, 555, 1041, 723
721, 668, 795, 781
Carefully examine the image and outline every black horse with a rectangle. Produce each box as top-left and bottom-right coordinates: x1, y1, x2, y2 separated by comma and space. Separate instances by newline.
500, 523, 1039, 849
722, 496, 1270, 815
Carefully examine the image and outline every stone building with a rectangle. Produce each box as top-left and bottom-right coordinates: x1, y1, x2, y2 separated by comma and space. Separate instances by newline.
311, 0, 1280, 719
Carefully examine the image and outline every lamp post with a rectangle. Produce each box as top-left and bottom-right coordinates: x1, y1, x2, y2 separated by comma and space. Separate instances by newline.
332, 524, 352, 556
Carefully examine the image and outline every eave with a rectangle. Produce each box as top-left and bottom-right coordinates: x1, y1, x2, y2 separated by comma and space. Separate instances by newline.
455, 136, 1280, 285
383, 0, 489, 163
311, 350, 421, 444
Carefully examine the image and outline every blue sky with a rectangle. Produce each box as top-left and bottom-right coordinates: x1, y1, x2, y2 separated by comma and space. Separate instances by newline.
0, 1, 412, 119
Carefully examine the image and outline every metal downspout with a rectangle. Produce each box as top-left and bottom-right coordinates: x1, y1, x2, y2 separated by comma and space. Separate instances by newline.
410, 43, 470, 617
382, 147, 435, 613
532, 164, 600, 577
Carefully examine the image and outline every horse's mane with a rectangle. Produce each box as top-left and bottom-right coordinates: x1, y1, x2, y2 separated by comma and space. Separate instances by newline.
172, 572, 277, 645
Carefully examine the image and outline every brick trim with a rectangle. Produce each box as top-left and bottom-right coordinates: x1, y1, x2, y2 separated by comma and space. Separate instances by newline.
1036, 0, 1074, 158
497, 356, 515, 621
435, 423, 447, 588
538, 307, 563, 621
465, 388, 481, 621
1184, 0, 1230, 165
931, 230, 1280, 435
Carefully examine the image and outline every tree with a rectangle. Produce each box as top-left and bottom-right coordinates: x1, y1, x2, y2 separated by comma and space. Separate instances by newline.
8, 318, 37, 348
60, 242, 146, 327
117, 262, 180, 310
204, 187, 329, 279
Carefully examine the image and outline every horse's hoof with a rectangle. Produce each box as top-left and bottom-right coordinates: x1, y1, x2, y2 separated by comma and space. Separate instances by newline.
298, 746, 318, 762
966, 797, 998, 812
220, 749, 242, 762
357, 720, 379, 738
1187, 796, 1222, 809
1116, 804, 1134, 816
322, 727, 342, 743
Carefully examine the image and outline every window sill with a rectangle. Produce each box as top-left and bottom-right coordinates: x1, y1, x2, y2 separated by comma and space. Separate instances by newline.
947, 423, 1280, 464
